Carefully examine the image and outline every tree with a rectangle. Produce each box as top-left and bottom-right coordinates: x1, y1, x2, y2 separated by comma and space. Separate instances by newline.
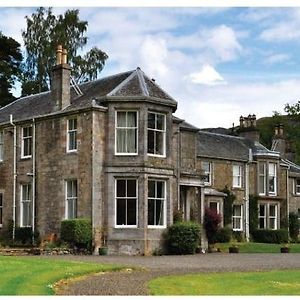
204, 207, 222, 245
21, 7, 108, 96
0, 32, 22, 107
285, 101, 300, 116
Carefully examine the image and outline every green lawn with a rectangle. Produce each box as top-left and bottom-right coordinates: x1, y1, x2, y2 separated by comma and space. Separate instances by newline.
0, 256, 124, 295
214, 242, 300, 253
149, 270, 300, 295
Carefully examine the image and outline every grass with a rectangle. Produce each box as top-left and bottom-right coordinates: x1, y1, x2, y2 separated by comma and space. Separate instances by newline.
149, 269, 300, 295
214, 242, 300, 253
0, 256, 124, 295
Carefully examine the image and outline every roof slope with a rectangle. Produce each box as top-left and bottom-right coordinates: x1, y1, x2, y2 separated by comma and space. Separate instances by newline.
0, 68, 177, 125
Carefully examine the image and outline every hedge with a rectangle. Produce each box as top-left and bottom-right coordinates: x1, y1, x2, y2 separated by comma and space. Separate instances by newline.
289, 212, 299, 241
251, 229, 289, 244
60, 219, 92, 248
214, 227, 232, 243
167, 222, 201, 255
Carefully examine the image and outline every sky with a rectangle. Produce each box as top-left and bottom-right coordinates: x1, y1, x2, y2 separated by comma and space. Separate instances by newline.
1, 5, 300, 128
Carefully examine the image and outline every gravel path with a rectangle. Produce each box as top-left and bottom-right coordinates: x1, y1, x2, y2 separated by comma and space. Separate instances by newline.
46, 253, 300, 295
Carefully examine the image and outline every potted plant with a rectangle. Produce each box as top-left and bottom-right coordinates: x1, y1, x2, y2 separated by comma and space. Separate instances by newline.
280, 244, 290, 253
98, 246, 108, 255
229, 244, 239, 253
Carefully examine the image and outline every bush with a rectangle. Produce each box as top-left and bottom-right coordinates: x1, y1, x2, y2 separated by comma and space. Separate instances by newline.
204, 207, 222, 244
14, 227, 40, 245
60, 219, 92, 249
289, 212, 299, 241
251, 229, 289, 244
167, 222, 201, 255
232, 231, 245, 242
214, 227, 232, 243
249, 195, 258, 233
173, 209, 183, 223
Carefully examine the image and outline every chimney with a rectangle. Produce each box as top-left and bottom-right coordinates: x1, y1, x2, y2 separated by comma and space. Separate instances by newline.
51, 45, 71, 111
272, 124, 286, 158
238, 114, 260, 142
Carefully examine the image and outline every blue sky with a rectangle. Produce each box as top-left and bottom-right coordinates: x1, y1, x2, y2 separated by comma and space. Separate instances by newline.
1, 6, 300, 128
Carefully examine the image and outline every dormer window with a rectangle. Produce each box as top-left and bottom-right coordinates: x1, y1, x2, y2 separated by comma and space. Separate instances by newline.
115, 111, 138, 155
147, 112, 166, 157
21, 126, 32, 158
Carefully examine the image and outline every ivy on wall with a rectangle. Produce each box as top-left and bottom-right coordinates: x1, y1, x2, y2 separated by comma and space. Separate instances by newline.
221, 186, 236, 227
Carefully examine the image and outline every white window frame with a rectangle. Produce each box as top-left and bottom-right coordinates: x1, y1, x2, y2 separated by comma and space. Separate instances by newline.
258, 162, 266, 196
67, 118, 77, 153
295, 178, 300, 195
268, 163, 277, 196
20, 184, 32, 227
258, 203, 278, 230
115, 111, 138, 155
202, 161, 212, 186
148, 180, 166, 228
232, 164, 242, 188
65, 180, 78, 219
0, 192, 3, 228
115, 178, 138, 228
21, 126, 32, 159
147, 112, 166, 157
0, 131, 3, 162
232, 204, 243, 231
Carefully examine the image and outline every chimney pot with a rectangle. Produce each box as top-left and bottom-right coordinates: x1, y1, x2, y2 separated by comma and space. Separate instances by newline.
56, 45, 63, 65
62, 48, 67, 64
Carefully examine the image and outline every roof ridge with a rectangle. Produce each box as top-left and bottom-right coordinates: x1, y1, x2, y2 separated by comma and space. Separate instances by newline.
199, 130, 244, 140
136, 68, 149, 97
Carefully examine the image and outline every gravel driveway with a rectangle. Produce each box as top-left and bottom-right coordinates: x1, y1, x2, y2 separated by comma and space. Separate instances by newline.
47, 253, 300, 295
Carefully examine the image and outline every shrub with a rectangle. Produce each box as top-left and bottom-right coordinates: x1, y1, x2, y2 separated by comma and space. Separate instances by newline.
232, 231, 245, 242
60, 219, 92, 249
167, 222, 201, 255
173, 209, 183, 223
214, 227, 232, 243
289, 212, 299, 241
204, 207, 222, 244
220, 186, 236, 226
251, 229, 289, 244
14, 227, 40, 245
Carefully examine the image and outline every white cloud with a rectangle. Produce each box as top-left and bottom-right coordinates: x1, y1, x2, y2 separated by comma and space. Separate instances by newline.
264, 53, 290, 65
188, 64, 226, 86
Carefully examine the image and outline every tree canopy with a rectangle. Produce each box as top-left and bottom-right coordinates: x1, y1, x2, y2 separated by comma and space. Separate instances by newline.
21, 7, 108, 96
0, 32, 22, 107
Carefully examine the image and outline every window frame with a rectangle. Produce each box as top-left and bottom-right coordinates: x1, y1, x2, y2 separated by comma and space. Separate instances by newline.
258, 203, 278, 230
21, 126, 32, 159
258, 162, 266, 196
115, 110, 138, 155
268, 163, 277, 196
115, 178, 138, 228
232, 164, 242, 188
147, 111, 166, 157
0, 192, 3, 228
232, 204, 243, 231
147, 179, 166, 228
295, 178, 300, 196
202, 161, 212, 186
20, 184, 32, 227
209, 201, 220, 214
0, 131, 3, 162
65, 179, 78, 219
67, 118, 78, 153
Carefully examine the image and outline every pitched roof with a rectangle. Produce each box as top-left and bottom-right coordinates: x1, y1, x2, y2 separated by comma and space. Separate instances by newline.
0, 68, 177, 125
197, 130, 280, 161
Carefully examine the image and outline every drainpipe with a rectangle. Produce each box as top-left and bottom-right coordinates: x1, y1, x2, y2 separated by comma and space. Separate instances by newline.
245, 149, 252, 242
10, 115, 17, 241
286, 166, 290, 233
32, 118, 36, 244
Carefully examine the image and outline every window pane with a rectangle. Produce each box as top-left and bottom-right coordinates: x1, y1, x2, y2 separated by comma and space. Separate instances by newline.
116, 130, 126, 153
147, 130, 155, 154
156, 181, 164, 198
127, 112, 137, 127
117, 112, 126, 127
155, 132, 164, 155
148, 181, 155, 198
269, 177, 275, 193
233, 205, 242, 217
259, 205, 265, 216
127, 199, 137, 225
259, 175, 265, 194
116, 199, 126, 225
148, 199, 155, 225
117, 180, 126, 197
202, 162, 210, 173
156, 200, 164, 225
156, 114, 164, 130
269, 218, 276, 230
210, 202, 218, 213
259, 218, 265, 229
127, 129, 136, 153
127, 180, 136, 197
148, 113, 155, 129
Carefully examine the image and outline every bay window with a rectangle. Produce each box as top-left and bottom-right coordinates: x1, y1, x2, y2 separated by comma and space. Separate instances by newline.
258, 162, 266, 195
115, 111, 138, 154
258, 203, 278, 230
147, 112, 166, 156
115, 179, 137, 227
148, 180, 166, 227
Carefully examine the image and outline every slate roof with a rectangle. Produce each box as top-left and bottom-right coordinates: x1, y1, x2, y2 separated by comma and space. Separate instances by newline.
197, 130, 280, 161
0, 68, 177, 125
282, 158, 300, 175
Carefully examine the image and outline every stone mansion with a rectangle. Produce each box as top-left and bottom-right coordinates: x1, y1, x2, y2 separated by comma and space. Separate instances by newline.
0, 47, 300, 255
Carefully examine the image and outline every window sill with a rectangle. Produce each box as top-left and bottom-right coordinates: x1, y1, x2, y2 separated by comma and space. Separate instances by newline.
115, 153, 138, 156
147, 154, 166, 158
232, 187, 244, 190
66, 150, 78, 154
115, 226, 138, 229
232, 228, 243, 232
148, 225, 166, 229
21, 156, 32, 160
